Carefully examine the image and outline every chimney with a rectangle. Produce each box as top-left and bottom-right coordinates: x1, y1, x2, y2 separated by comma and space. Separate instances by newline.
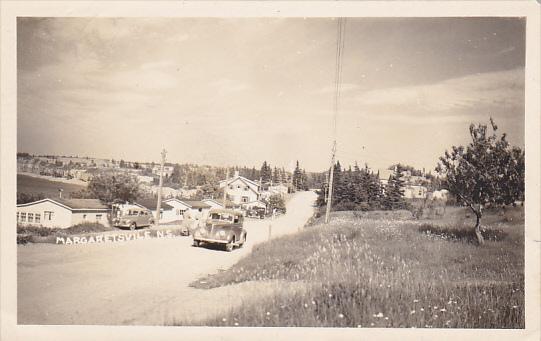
58, 188, 63, 199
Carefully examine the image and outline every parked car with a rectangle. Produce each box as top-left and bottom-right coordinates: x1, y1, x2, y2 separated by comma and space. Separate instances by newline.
246, 207, 265, 219
113, 208, 154, 230
192, 209, 247, 252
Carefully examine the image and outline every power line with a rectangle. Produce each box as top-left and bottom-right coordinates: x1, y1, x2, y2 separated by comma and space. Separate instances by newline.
325, 17, 347, 225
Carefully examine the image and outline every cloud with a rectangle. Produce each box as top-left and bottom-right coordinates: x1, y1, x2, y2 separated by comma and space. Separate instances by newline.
350, 68, 524, 118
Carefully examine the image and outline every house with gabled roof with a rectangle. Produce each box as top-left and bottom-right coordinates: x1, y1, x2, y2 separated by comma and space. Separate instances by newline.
17, 198, 110, 228
218, 171, 261, 205
201, 198, 239, 210
162, 198, 212, 222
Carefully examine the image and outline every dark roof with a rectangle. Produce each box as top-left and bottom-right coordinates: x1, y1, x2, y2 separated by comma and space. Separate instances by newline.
136, 198, 174, 210
182, 200, 211, 209
55, 198, 109, 210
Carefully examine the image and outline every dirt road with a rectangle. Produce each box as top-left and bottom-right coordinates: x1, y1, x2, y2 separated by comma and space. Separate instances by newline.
17, 191, 317, 325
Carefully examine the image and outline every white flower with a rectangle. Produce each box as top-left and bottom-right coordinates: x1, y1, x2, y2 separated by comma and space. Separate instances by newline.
266, 312, 271, 316
440, 308, 446, 312
234, 322, 239, 326
222, 318, 227, 322
413, 299, 419, 303
410, 310, 416, 315
376, 312, 384, 318
338, 314, 344, 319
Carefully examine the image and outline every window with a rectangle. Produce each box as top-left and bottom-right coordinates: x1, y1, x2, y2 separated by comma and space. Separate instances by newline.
44, 211, 54, 220
83, 214, 87, 220
177, 209, 186, 216
96, 214, 102, 220
237, 185, 241, 189
28, 213, 34, 223
242, 196, 249, 203
35, 213, 41, 223
229, 185, 233, 190
16, 212, 19, 221
20, 213, 26, 222
244, 187, 249, 191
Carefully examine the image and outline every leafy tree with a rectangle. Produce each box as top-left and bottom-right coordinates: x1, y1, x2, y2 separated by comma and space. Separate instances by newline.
17, 192, 45, 204
119, 159, 125, 168
267, 194, 286, 213
436, 119, 525, 245
73, 172, 141, 204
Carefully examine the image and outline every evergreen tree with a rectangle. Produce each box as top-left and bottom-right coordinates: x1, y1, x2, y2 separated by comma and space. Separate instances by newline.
260, 161, 272, 184
293, 161, 303, 190
384, 165, 406, 210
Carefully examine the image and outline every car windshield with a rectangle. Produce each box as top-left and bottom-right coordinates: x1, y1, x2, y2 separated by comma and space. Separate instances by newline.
210, 213, 234, 221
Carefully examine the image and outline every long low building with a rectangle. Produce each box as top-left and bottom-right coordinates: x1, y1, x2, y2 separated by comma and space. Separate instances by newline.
16, 198, 110, 229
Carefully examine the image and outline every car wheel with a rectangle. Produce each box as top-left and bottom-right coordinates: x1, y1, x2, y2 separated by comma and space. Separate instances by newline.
225, 237, 234, 252
129, 223, 137, 231
193, 240, 200, 247
239, 233, 247, 247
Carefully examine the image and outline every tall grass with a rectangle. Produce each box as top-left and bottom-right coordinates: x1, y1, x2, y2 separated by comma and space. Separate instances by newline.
182, 207, 524, 328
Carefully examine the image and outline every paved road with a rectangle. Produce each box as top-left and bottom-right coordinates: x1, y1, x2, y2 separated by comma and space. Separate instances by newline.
17, 191, 317, 325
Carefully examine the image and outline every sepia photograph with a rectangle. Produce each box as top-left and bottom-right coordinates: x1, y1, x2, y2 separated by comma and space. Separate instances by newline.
1, 1, 540, 340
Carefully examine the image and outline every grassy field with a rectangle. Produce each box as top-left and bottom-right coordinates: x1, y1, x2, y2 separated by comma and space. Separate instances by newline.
17, 174, 85, 198
184, 206, 524, 328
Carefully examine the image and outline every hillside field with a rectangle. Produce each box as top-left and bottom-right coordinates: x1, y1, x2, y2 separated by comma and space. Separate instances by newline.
17, 174, 86, 199
182, 206, 524, 328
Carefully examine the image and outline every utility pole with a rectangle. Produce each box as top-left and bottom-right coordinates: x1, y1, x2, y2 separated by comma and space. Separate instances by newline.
155, 149, 167, 227
325, 141, 337, 224
223, 167, 229, 208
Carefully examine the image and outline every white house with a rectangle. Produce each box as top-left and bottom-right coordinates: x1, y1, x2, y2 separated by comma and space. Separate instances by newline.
201, 198, 238, 210
17, 198, 110, 229
219, 171, 261, 205
136, 198, 175, 223
137, 175, 154, 185
241, 200, 267, 210
403, 185, 428, 199
159, 198, 213, 223
162, 198, 192, 222
152, 165, 174, 177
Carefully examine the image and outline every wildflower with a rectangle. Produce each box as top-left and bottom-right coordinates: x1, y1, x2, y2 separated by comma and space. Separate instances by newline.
312, 300, 316, 305
370, 323, 375, 326
376, 312, 384, 318
434, 315, 438, 319
338, 314, 344, 319
413, 299, 419, 303
266, 312, 271, 316
357, 325, 362, 328
328, 294, 332, 298
222, 318, 227, 322
433, 306, 438, 309
410, 310, 416, 315
445, 320, 451, 326
440, 308, 446, 312
384, 317, 389, 320
512, 305, 519, 309
304, 303, 308, 308
234, 322, 239, 326
420, 308, 424, 312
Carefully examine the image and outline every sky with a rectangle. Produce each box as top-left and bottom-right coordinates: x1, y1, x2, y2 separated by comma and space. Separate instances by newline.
17, 17, 525, 172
